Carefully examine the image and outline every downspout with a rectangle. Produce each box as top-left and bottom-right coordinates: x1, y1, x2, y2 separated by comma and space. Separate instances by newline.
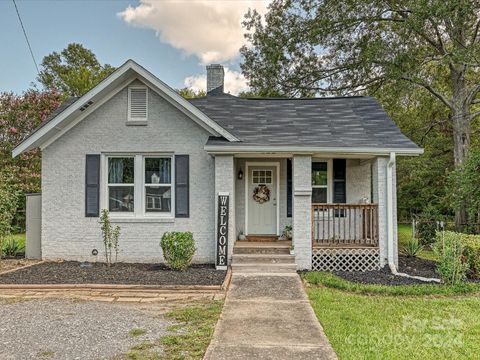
386, 152, 441, 283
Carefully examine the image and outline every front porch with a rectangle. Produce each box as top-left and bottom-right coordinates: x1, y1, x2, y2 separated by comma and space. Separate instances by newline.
214, 154, 396, 271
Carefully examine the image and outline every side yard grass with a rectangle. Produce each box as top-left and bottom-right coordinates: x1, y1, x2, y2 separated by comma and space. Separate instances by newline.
398, 224, 437, 261
126, 299, 223, 360
6, 233, 26, 248
304, 273, 480, 360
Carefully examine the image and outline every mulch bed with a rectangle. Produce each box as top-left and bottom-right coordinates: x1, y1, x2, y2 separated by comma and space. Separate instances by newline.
0, 261, 226, 286
334, 255, 441, 286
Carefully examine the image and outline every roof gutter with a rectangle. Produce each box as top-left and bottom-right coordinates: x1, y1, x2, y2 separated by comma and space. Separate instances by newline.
204, 145, 424, 156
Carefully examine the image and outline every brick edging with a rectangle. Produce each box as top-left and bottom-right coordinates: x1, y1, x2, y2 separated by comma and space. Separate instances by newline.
221, 267, 232, 291
0, 283, 223, 291
0, 263, 230, 293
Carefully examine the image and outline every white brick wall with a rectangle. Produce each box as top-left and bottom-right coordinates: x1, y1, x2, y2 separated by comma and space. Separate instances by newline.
372, 156, 398, 267
292, 155, 312, 270
42, 82, 216, 263
214, 155, 235, 262
346, 159, 371, 203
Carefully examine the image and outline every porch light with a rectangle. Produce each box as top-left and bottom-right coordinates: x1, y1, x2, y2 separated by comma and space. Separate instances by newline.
237, 169, 243, 180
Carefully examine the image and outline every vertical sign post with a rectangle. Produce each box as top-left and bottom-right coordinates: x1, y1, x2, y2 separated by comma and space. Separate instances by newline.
216, 192, 229, 270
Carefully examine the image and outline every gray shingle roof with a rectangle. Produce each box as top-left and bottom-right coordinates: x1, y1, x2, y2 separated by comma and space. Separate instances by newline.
189, 94, 420, 150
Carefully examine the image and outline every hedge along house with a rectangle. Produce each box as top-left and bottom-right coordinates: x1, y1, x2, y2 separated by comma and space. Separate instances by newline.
13, 60, 422, 271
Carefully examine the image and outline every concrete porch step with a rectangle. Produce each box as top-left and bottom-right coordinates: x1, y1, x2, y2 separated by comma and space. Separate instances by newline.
231, 263, 297, 273
245, 235, 279, 242
232, 254, 295, 264
234, 241, 291, 255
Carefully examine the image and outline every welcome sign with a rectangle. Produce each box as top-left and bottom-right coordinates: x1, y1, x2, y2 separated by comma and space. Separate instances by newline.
216, 192, 229, 270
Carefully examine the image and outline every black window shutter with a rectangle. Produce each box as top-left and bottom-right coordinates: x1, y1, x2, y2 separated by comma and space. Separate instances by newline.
287, 159, 292, 217
333, 159, 346, 203
175, 155, 189, 218
85, 154, 100, 217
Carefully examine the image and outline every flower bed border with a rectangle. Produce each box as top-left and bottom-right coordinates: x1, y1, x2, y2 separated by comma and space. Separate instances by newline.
0, 265, 232, 293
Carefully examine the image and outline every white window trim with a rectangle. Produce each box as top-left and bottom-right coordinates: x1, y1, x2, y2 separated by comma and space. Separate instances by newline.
128, 86, 148, 122
312, 159, 333, 203
101, 153, 175, 220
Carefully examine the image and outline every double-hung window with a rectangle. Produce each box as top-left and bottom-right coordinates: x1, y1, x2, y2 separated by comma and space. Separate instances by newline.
144, 157, 172, 213
107, 157, 135, 212
312, 162, 328, 203
106, 155, 173, 217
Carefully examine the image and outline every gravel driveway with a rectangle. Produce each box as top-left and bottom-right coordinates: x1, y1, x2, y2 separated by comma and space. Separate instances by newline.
0, 298, 171, 360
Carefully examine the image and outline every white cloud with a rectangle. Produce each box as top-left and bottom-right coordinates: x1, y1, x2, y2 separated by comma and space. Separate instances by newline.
184, 68, 249, 95
118, 0, 269, 64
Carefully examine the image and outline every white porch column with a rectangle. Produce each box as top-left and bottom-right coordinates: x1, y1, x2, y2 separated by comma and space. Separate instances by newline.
214, 155, 235, 264
292, 155, 312, 270
372, 156, 398, 268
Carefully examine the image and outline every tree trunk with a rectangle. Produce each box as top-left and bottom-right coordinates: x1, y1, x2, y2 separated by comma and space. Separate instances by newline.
451, 67, 470, 231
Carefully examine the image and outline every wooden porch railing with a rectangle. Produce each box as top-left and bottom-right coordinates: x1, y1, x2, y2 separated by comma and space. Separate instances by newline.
312, 204, 379, 247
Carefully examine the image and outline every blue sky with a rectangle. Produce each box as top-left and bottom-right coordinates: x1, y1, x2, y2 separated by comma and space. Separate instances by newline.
0, 0, 268, 94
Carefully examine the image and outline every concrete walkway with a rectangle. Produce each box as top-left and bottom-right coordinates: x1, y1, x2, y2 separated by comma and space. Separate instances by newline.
204, 272, 337, 360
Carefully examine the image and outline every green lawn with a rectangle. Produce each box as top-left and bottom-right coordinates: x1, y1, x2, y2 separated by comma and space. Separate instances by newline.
305, 274, 480, 360
398, 224, 437, 261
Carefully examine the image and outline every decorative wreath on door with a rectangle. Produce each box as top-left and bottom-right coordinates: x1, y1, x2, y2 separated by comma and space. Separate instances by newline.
253, 185, 271, 204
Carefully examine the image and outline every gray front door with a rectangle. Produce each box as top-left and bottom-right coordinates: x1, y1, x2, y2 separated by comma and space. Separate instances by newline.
248, 166, 277, 234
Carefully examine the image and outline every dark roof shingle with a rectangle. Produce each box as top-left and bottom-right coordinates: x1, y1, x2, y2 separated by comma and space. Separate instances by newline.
189, 94, 420, 150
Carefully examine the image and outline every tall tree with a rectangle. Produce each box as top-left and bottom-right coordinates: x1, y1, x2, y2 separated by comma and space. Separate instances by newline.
37, 43, 116, 97
0, 90, 62, 228
377, 80, 455, 219
241, 0, 480, 227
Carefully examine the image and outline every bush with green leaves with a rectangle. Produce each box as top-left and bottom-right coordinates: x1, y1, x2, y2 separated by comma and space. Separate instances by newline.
416, 221, 437, 245
463, 234, 480, 279
160, 231, 196, 271
0, 185, 19, 261
434, 231, 469, 284
402, 238, 424, 257
100, 209, 120, 266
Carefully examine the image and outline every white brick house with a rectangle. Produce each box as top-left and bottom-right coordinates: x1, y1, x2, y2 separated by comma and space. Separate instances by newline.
13, 60, 422, 271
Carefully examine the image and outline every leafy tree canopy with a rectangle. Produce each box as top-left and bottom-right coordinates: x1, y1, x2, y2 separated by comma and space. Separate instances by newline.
448, 149, 480, 227
241, 0, 480, 227
37, 43, 116, 97
176, 87, 206, 99
0, 90, 62, 191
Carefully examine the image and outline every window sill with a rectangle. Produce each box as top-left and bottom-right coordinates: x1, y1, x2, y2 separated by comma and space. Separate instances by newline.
126, 120, 148, 126
107, 217, 175, 223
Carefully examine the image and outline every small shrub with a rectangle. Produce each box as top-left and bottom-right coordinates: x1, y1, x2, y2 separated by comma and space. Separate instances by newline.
402, 238, 424, 257
160, 231, 196, 271
434, 231, 469, 284
2, 239, 24, 257
463, 234, 480, 279
415, 206, 441, 245
416, 221, 437, 245
100, 209, 121, 266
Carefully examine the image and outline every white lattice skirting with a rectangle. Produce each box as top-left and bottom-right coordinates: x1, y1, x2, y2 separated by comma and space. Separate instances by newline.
312, 248, 380, 272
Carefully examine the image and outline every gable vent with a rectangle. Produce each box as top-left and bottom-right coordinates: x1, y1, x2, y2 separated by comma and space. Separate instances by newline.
128, 87, 148, 121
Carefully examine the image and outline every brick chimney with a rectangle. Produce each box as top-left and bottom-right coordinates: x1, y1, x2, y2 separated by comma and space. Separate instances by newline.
206, 64, 224, 94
